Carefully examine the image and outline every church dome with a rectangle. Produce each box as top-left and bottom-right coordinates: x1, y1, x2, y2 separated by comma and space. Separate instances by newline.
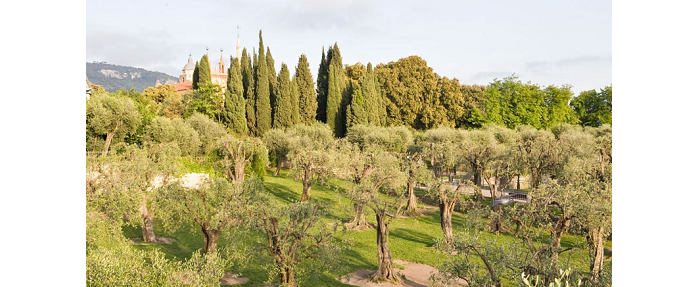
183, 55, 195, 71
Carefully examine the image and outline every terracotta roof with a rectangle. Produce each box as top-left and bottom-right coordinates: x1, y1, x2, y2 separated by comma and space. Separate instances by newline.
170, 82, 193, 94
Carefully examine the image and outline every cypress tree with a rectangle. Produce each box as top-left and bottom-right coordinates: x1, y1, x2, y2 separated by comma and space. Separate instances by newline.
326, 43, 347, 137
254, 31, 272, 136
273, 63, 294, 128
266, 47, 278, 124
346, 81, 368, 128
241, 49, 256, 136
290, 78, 301, 125
192, 61, 200, 90
196, 55, 212, 89
316, 46, 332, 122
295, 54, 317, 124
361, 63, 385, 126
223, 56, 248, 135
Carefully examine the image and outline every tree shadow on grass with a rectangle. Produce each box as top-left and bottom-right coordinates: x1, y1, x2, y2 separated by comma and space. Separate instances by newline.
264, 182, 300, 203
341, 247, 375, 270
391, 228, 436, 247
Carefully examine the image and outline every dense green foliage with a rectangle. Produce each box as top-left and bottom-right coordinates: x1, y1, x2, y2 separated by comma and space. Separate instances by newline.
183, 83, 223, 121
484, 76, 578, 129
325, 44, 349, 137
194, 55, 212, 90
86, 92, 143, 156
316, 46, 330, 123
295, 54, 317, 125
223, 57, 248, 134
273, 63, 298, 128
254, 31, 272, 136
375, 56, 443, 129
570, 86, 612, 127
266, 47, 278, 120
345, 82, 367, 128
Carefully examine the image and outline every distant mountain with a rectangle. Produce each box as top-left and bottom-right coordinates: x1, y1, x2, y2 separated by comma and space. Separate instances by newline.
86, 62, 179, 93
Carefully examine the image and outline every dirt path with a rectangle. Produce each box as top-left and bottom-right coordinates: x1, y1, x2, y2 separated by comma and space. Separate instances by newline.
340, 260, 466, 287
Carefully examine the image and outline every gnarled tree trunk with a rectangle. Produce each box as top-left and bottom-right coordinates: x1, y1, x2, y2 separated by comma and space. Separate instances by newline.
439, 201, 453, 246
550, 216, 571, 264
274, 155, 283, 176
140, 203, 157, 242
201, 227, 221, 254
405, 177, 418, 215
587, 226, 605, 281
346, 202, 370, 229
102, 132, 116, 157
371, 213, 401, 283
277, 261, 297, 287
301, 179, 311, 202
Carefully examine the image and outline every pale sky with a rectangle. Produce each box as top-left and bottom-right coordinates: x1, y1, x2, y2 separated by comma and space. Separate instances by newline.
86, 0, 611, 95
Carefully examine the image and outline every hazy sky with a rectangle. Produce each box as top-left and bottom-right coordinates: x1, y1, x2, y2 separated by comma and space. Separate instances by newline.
86, 0, 611, 95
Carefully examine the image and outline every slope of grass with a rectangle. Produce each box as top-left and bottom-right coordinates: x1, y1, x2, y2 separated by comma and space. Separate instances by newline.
122, 169, 611, 286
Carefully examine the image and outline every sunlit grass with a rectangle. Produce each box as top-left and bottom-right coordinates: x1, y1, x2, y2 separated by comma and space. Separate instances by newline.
122, 168, 611, 286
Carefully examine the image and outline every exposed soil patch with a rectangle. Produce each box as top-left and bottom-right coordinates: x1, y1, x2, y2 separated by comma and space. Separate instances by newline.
340, 260, 466, 287
220, 272, 249, 285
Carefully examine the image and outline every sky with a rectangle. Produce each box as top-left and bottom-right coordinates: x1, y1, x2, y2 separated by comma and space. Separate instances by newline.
86, 0, 611, 95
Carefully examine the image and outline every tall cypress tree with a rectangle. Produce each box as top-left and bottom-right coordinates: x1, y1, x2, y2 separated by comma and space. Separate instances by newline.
192, 61, 200, 90
266, 47, 278, 124
346, 81, 368, 128
223, 57, 248, 134
316, 46, 332, 122
361, 63, 385, 126
295, 54, 317, 124
326, 43, 347, 137
241, 49, 256, 136
197, 55, 212, 89
273, 63, 294, 128
290, 78, 301, 125
254, 31, 271, 136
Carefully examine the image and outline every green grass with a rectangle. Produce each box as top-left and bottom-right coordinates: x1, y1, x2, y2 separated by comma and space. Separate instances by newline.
122, 168, 611, 286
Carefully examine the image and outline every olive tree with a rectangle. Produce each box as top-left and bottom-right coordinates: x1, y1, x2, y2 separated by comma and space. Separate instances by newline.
418, 127, 471, 246
339, 145, 406, 282
145, 116, 201, 156
86, 144, 179, 243
185, 112, 228, 154
286, 123, 336, 202
86, 93, 142, 156
217, 135, 268, 183
515, 126, 562, 189
418, 127, 464, 182
87, 215, 228, 286
157, 177, 262, 254
263, 128, 294, 176
255, 202, 338, 286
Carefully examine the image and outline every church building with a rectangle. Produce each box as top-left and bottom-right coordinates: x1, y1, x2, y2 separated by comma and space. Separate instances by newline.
171, 32, 243, 94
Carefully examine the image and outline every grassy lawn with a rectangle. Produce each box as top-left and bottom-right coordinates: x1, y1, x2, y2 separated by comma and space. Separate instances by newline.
122, 168, 611, 286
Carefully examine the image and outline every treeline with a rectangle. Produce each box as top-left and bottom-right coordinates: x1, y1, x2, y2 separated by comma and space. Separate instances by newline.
104, 30, 611, 143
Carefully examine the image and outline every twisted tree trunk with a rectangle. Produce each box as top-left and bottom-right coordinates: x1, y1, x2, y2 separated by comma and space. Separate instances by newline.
201, 227, 221, 254
277, 263, 297, 286
405, 177, 418, 215
301, 166, 311, 202
550, 216, 571, 264
140, 203, 157, 242
439, 201, 453, 246
587, 227, 605, 281
346, 202, 370, 229
371, 213, 401, 283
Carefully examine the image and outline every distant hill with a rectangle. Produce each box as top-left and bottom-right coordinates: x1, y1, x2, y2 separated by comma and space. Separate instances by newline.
86, 62, 178, 93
